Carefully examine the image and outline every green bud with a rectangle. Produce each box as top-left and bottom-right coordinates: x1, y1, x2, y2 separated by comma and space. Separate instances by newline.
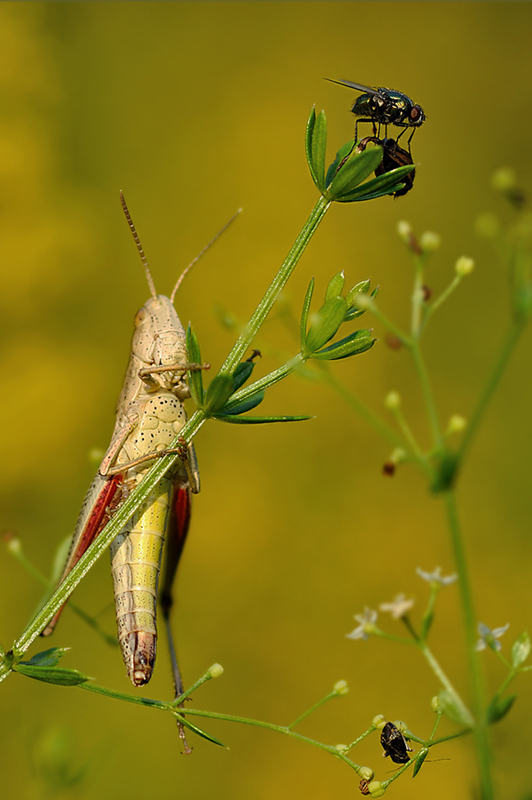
333, 679, 349, 695
455, 256, 474, 277
385, 391, 401, 410
420, 231, 441, 253
491, 167, 516, 192
368, 780, 385, 797
431, 695, 441, 713
353, 293, 373, 311
335, 743, 348, 752
209, 663, 224, 678
4, 535, 21, 555
393, 720, 408, 733
372, 714, 386, 728
447, 414, 466, 433
358, 767, 374, 781
397, 220, 412, 242
390, 447, 406, 464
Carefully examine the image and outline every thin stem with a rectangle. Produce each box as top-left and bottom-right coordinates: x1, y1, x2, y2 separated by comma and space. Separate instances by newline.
219, 196, 331, 375
456, 317, 526, 466
444, 489, 493, 800
10, 409, 208, 658
287, 690, 337, 730
421, 276, 462, 331
410, 341, 442, 444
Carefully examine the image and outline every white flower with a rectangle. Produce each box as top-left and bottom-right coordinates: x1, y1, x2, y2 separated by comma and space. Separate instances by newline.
346, 607, 378, 641
417, 566, 457, 587
476, 622, 510, 652
379, 594, 414, 620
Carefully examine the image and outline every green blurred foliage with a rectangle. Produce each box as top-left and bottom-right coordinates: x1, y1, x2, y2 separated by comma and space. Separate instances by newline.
0, 3, 531, 799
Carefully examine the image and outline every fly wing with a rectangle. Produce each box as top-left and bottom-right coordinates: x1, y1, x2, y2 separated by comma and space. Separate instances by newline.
325, 78, 382, 96
42, 473, 122, 636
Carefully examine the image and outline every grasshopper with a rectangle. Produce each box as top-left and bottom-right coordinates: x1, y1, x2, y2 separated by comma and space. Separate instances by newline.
43, 193, 231, 695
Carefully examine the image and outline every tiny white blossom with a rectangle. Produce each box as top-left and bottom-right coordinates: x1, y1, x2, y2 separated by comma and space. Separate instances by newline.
417, 566, 457, 586
379, 594, 414, 620
476, 622, 510, 652
346, 607, 378, 641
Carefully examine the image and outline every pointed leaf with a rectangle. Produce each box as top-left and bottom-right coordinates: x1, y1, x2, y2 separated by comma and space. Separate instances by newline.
511, 632, 530, 668
176, 715, 227, 747
14, 663, 91, 685
337, 164, 415, 203
186, 326, 204, 405
204, 374, 234, 413
300, 278, 315, 350
486, 694, 517, 724
412, 748, 429, 778
326, 146, 383, 200
213, 414, 311, 425
438, 690, 474, 728
220, 391, 265, 416
305, 108, 327, 193
22, 647, 70, 667
232, 360, 256, 393
325, 140, 356, 187
324, 271, 345, 302
345, 280, 374, 320
304, 297, 347, 354
311, 330, 375, 360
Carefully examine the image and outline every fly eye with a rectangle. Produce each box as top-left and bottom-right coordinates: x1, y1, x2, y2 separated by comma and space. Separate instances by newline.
134, 308, 148, 327
410, 105, 423, 123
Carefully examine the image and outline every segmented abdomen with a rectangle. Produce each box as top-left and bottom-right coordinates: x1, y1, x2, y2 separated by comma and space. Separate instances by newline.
110, 474, 174, 686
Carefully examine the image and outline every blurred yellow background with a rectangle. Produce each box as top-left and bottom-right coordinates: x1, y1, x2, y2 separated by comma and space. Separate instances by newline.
1, 3, 531, 799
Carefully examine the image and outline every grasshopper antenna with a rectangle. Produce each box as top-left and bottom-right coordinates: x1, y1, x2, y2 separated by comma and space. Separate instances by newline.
120, 190, 158, 300
170, 208, 242, 303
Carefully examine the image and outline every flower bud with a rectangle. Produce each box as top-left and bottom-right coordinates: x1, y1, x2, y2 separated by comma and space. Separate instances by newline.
368, 780, 385, 797
431, 695, 441, 713
455, 256, 474, 277
358, 766, 374, 781
475, 213, 500, 238
353, 293, 373, 311
208, 663, 224, 678
491, 167, 516, 192
420, 231, 441, 253
333, 680, 349, 695
397, 220, 412, 242
372, 714, 386, 728
384, 391, 401, 410
447, 415, 466, 433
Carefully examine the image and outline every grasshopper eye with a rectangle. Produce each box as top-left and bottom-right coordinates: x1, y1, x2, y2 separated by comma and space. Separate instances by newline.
134, 308, 148, 327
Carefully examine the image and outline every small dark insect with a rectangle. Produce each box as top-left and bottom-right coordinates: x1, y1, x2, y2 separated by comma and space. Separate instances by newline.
375, 137, 415, 197
359, 780, 371, 795
355, 136, 415, 198
326, 78, 425, 146
380, 722, 414, 764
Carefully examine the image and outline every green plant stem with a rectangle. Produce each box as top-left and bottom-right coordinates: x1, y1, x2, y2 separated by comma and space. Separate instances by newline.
457, 317, 526, 466
219, 196, 331, 375
287, 689, 338, 729
77, 680, 361, 771
410, 341, 442, 444
444, 489, 493, 800
421, 276, 461, 332
10, 408, 208, 659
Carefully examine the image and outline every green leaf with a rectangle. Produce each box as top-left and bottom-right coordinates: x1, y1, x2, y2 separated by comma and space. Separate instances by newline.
304, 297, 347, 354
337, 164, 415, 203
21, 647, 70, 668
438, 690, 474, 728
219, 391, 265, 416
186, 326, 204, 406
324, 271, 345, 302
300, 278, 315, 351
213, 414, 311, 425
511, 632, 531, 668
325, 140, 355, 187
305, 107, 327, 193
311, 329, 375, 361
176, 715, 227, 747
486, 694, 517, 724
232, 360, 256, 393
412, 748, 429, 778
345, 280, 377, 321
14, 663, 91, 686
204, 373, 234, 414
326, 146, 383, 201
